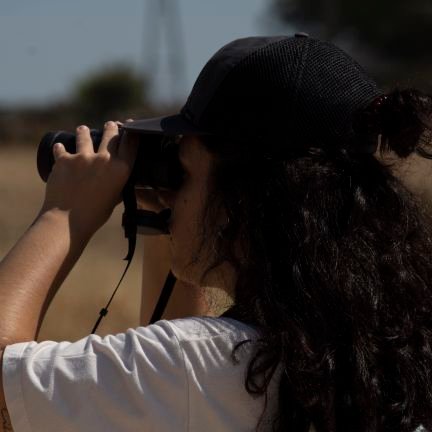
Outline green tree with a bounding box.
[72,63,149,126]
[271,0,432,90]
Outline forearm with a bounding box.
[0,211,78,429]
[0,210,89,343]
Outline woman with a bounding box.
[0,34,431,431]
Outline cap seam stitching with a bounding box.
[291,38,310,112]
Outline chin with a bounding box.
[170,260,201,287]
[169,256,189,281]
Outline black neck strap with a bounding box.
[90,182,176,334]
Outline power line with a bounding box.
[142,0,187,103]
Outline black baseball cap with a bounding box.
[124,34,382,154]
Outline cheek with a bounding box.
[171,178,203,231]
[168,185,208,273]
[172,194,190,228]
[170,191,196,248]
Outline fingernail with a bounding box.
[105,121,115,128]
[77,125,88,131]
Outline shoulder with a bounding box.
[162,316,260,343]
[158,316,260,371]
[3,317,257,364]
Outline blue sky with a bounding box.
[0,0,291,107]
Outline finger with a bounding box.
[125,118,134,123]
[99,121,119,153]
[53,142,66,161]
[76,125,93,154]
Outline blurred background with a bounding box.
[1,0,432,341]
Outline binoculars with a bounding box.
[37,127,183,235]
[37,127,184,191]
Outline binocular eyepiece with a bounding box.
[37,128,184,191]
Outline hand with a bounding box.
[39,121,138,239]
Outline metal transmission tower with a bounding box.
[143,0,187,104]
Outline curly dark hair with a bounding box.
[193,88,432,431]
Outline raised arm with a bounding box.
[0,122,137,431]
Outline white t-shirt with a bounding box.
[2,317,280,432]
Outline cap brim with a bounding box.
[122,114,209,136]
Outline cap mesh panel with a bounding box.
[182,37,381,154]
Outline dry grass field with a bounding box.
[1,143,432,342]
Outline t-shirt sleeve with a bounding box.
[2,321,188,432]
